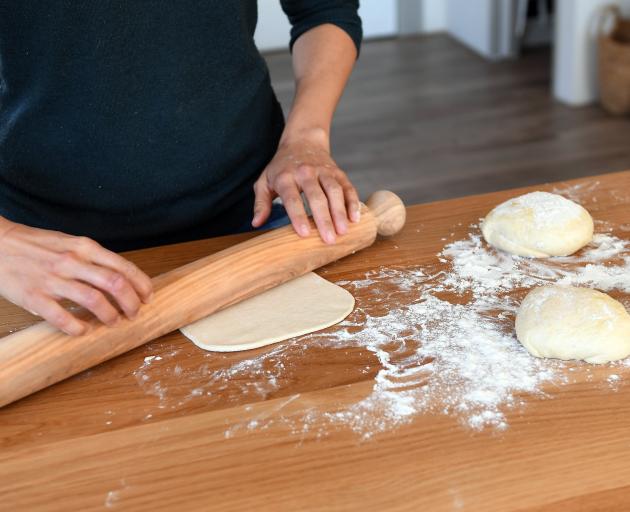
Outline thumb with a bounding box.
[252,177,274,228]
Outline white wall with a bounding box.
[399,0,448,34]
[254,1,291,51]
[446,0,548,61]
[255,0,398,52]
[420,0,448,32]
[553,0,630,105]
[361,0,399,37]
[446,0,496,58]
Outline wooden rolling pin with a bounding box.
[0,191,405,408]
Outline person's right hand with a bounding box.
[0,218,153,336]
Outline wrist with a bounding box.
[279,125,330,150]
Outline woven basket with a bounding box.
[599,5,630,114]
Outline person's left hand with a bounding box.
[252,132,361,244]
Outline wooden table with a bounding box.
[1,171,630,511]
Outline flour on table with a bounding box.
[133,184,630,438]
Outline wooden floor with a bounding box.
[264,34,630,205]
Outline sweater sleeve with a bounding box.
[280,0,362,55]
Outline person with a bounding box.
[0,1,362,335]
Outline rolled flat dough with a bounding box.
[180,272,355,352]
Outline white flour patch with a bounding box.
[104,479,128,509]
[133,186,630,439]
[104,490,120,509]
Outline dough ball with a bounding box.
[516,286,630,364]
[481,191,594,257]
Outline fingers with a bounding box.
[269,165,361,243]
[24,293,88,336]
[48,278,120,326]
[320,174,349,235]
[0,226,155,336]
[52,254,142,319]
[73,238,153,304]
[259,147,361,243]
[297,166,336,244]
[276,175,311,237]
[252,178,274,228]
[336,171,361,223]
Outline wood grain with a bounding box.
[0,192,406,408]
[0,171,629,511]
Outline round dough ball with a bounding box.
[481,191,594,257]
[516,286,630,364]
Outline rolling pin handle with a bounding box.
[365,190,406,237]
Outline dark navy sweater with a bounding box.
[0,1,361,250]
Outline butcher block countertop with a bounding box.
[1,171,630,511]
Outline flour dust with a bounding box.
[133,184,630,439]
